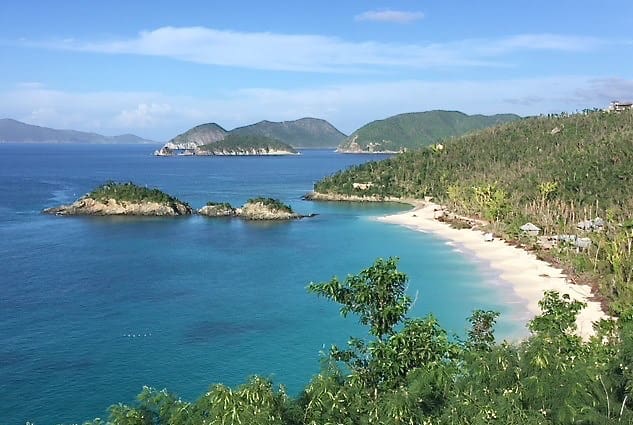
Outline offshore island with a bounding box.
[43,181,309,220]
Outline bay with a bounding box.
[0,144,527,424]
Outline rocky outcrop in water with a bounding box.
[43,182,193,216]
[43,197,193,216]
[198,198,312,220]
[198,203,236,217]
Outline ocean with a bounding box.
[0,144,527,424]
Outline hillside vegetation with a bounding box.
[88,181,187,206]
[163,118,345,151]
[317,110,633,313]
[337,110,520,152]
[168,123,228,147]
[196,134,297,154]
[79,259,633,424]
[231,117,346,148]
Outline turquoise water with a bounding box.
[0,144,527,424]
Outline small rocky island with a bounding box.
[199,198,308,220]
[43,182,193,216]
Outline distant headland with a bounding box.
[0,118,155,144]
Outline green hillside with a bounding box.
[197,134,297,154]
[317,109,633,313]
[337,110,520,152]
[230,117,347,148]
[167,122,228,147]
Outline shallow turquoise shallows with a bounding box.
[0,144,528,424]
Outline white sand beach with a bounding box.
[377,202,609,340]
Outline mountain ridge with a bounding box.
[161,117,346,152]
[0,118,156,144]
[337,110,521,153]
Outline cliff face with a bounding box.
[43,197,193,216]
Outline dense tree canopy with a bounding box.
[77,259,633,424]
[315,110,633,315]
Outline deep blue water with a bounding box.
[0,144,528,424]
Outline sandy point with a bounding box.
[376,202,610,340]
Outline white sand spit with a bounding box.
[377,202,609,340]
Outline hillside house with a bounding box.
[607,101,633,112]
[352,182,374,190]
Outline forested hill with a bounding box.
[316,110,633,313]
[230,117,346,148]
[318,110,632,209]
[163,117,346,151]
[336,110,520,152]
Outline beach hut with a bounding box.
[520,222,541,236]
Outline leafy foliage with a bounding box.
[246,197,294,213]
[230,117,346,148]
[79,259,633,424]
[198,134,297,153]
[88,181,188,206]
[315,109,633,313]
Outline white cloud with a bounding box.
[2,78,630,141]
[21,27,604,73]
[355,10,425,24]
[114,103,172,128]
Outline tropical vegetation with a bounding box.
[87,181,188,207]
[78,258,633,424]
[197,134,297,154]
[316,109,633,314]
[231,117,346,148]
[246,197,294,213]
[337,110,520,152]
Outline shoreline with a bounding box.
[376,202,609,340]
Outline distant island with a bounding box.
[43,182,193,216]
[156,134,298,156]
[0,118,155,144]
[336,110,520,153]
[230,118,346,148]
[155,117,346,156]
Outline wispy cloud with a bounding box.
[3,77,630,140]
[354,10,424,24]
[20,27,604,73]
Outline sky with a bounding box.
[1,0,632,141]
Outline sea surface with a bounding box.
[0,144,528,424]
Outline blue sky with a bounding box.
[1,0,632,140]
